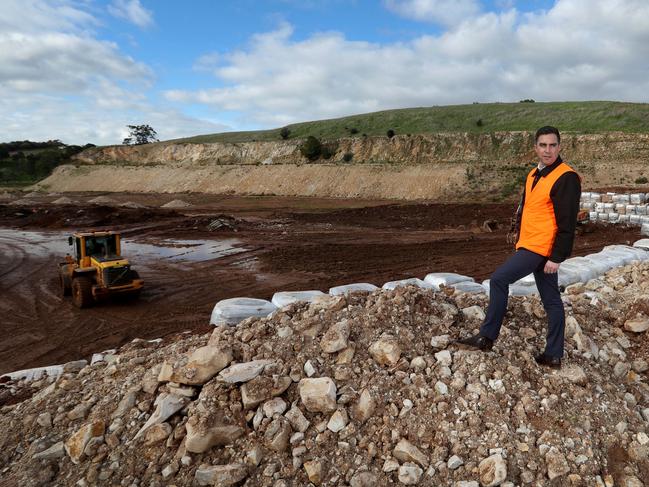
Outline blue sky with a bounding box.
[1,0,648,145]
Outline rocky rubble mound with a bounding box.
[3,263,649,486]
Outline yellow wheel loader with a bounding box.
[58,231,143,308]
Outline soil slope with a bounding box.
[34,132,649,200]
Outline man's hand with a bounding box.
[544,260,560,273]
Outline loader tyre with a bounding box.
[72,277,94,308]
[59,268,72,296]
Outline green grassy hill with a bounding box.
[167,101,649,144]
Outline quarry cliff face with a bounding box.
[38,132,649,200]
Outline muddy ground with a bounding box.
[0,192,641,375]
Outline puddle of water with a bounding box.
[0,228,246,263]
[125,238,245,262]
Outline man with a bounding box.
[457,126,581,369]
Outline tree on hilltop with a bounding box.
[122,124,159,145]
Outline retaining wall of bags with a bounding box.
[581,191,649,228]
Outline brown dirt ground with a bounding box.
[0,192,642,375]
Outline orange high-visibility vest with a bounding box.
[516,162,576,258]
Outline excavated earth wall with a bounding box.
[35,132,649,200]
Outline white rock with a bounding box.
[263,397,288,418]
[304,360,317,377]
[218,360,274,383]
[194,463,248,486]
[185,420,244,454]
[393,438,428,467]
[624,316,649,333]
[33,441,65,460]
[462,305,485,321]
[398,463,423,485]
[321,320,351,353]
[430,334,451,350]
[299,377,337,413]
[134,393,189,440]
[285,405,310,433]
[351,389,376,424]
[327,409,349,433]
[447,455,464,469]
[545,448,570,480]
[369,334,401,366]
[410,356,427,371]
[558,365,588,385]
[479,454,507,487]
[383,458,400,472]
[435,350,452,367]
[435,381,448,395]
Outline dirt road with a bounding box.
[0,192,641,375]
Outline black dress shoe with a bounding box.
[456,333,494,351]
[534,353,561,369]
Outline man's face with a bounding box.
[534,133,561,166]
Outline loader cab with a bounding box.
[68,232,122,265]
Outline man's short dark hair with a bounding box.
[535,126,560,144]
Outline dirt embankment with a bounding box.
[35,132,649,200]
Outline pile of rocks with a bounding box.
[2,261,649,486]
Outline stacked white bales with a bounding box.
[581,192,649,232]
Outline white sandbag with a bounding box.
[271,290,328,308]
[630,215,642,224]
[598,212,609,221]
[602,245,645,265]
[637,205,648,215]
[589,192,601,202]
[626,204,637,214]
[382,278,435,291]
[559,258,599,283]
[589,211,598,221]
[595,202,605,212]
[615,204,626,214]
[451,281,486,294]
[210,298,277,326]
[608,213,619,222]
[584,252,620,274]
[642,215,649,224]
[580,191,591,200]
[510,280,539,296]
[603,203,615,211]
[612,194,630,204]
[424,272,474,290]
[329,283,378,296]
[630,193,646,204]
[633,239,649,251]
[4,365,64,382]
[618,214,630,223]
[557,266,584,287]
[603,244,649,262]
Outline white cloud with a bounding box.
[107,0,154,29]
[383,0,481,26]
[166,0,649,128]
[0,0,222,144]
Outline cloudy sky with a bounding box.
[1,0,648,145]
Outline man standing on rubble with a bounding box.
[457,126,581,368]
